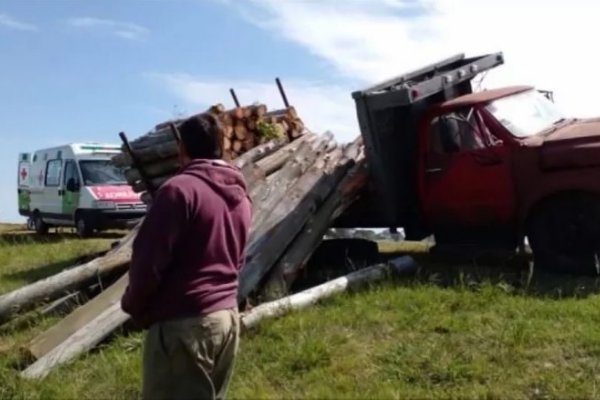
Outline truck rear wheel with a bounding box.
[75,214,93,238]
[527,193,600,276]
[33,213,49,235]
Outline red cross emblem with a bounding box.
[20,168,28,181]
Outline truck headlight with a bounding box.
[94,200,116,209]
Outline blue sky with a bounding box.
[1,0,599,222]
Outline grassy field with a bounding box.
[1,224,600,399]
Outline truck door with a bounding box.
[62,159,81,219]
[422,106,517,245]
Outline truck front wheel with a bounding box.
[527,193,600,276]
[75,214,94,238]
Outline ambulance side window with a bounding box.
[45,160,62,187]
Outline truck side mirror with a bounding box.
[66,178,80,192]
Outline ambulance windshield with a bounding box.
[79,160,127,186]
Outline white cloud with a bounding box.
[67,17,148,41]
[154,0,600,143]
[0,13,38,31]
[225,0,600,119]
[148,73,359,143]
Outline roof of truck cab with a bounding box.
[439,85,533,109]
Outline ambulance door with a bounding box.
[43,157,65,219]
[62,159,81,219]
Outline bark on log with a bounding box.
[25,275,128,361]
[241,256,418,329]
[125,157,180,183]
[113,140,179,167]
[234,124,247,140]
[20,301,129,379]
[125,129,176,152]
[238,149,352,302]
[0,226,138,325]
[210,103,226,114]
[231,108,245,120]
[251,145,343,242]
[233,137,289,170]
[223,125,234,139]
[255,134,315,175]
[260,159,369,299]
[250,133,334,234]
[249,137,325,232]
[232,140,243,153]
[242,137,255,151]
[223,137,232,151]
[249,104,267,118]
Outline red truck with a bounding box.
[336,52,600,275]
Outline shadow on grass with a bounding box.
[389,249,600,301]
[304,238,600,301]
[0,231,124,246]
[0,250,109,287]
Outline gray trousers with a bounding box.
[141,308,240,400]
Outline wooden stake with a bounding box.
[242,257,418,329]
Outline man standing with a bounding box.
[121,114,252,400]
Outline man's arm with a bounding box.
[121,182,188,319]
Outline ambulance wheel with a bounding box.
[75,215,93,238]
[33,213,49,235]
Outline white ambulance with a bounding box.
[18,143,146,236]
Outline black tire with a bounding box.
[75,215,94,238]
[527,193,600,276]
[33,213,49,235]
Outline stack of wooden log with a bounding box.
[112,103,306,194]
[0,124,369,378]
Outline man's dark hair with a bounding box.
[178,113,223,160]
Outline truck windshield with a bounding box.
[485,89,565,137]
[79,160,127,186]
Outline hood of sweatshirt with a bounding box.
[180,159,250,207]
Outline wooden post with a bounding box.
[241,256,418,329]
[230,88,241,108]
[275,77,290,108]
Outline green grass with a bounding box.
[2,226,600,399]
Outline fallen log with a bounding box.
[241,256,418,329]
[0,226,138,325]
[20,301,129,379]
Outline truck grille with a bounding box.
[115,202,147,211]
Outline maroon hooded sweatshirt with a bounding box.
[121,159,252,328]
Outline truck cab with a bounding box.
[18,143,146,237]
[342,52,600,275]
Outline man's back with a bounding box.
[121,114,252,400]
[122,159,252,327]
